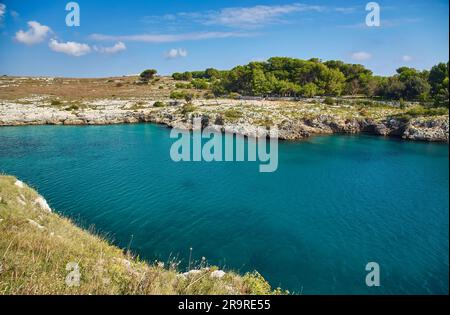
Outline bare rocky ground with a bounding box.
[0,76,448,142]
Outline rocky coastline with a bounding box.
[0,97,448,142]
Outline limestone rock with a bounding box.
[210,270,226,279]
[14,180,24,188]
[34,196,52,212]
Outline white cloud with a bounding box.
[15,21,51,45]
[334,7,356,14]
[49,39,91,56]
[142,3,325,28]
[162,14,176,21]
[89,31,251,43]
[402,55,413,62]
[164,48,188,59]
[0,3,6,22]
[94,42,126,54]
[351,51,372,61]
[203,3,324,28]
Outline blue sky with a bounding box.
[0,0,448,77]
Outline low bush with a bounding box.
[223,108,243,121]
[50,99,63,106]
[153,101,166,108]
[191,79,209,90]
[324,97,334,105]
[180,103,197,115]
[170,91,188,100]
[393,106,449,122]
[228,92,241,100]
[175,82,192,89]
[65,104,79,111]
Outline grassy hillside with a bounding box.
[0,175,281,295]
[0,76,205,101]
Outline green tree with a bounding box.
[302,82,318,97]
[396,67,431,100]
[205,68,221,80]
[172,71,192,81]
[429,62,449,107]
[323,68,346,96]
[170,58,447,103]
[191,79,209,90]
[251,68,272,96]
[140,69,157,82]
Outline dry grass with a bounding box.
[0,76,212,102]
[0,175,283,295]
[0,76,175,101]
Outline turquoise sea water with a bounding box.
[0,124,448,294]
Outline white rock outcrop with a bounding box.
[182,269,202,278]
[210,270,226,279]
[34,196,52,212]
[14,180,24,188]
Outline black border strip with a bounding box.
[0,295,448,313]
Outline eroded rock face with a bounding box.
[278,120,310,140]
[403,118,449,142]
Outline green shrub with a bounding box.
[191,79,209,90]
[228,92,241,100]
[65,105,79,111]
[50,99,63,106]
[393,106,449,122]
[223,108,243,121]
[171,90,195,102]
[254,118,274,128]
[406,106,448,117]
[170,91,188,100]
[203,92,214,99]
[242,272,272,295]
[175,82,192,89]
[324,97,334,105]
[153,101,166,108]
[180,103,197,115]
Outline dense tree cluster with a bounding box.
[429,63,449,107]
[170,58,449,107]
[172,68,223,81]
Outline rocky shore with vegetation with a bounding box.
[0,175,282,295]
[0,92,448,142]
[0,72,448,142]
